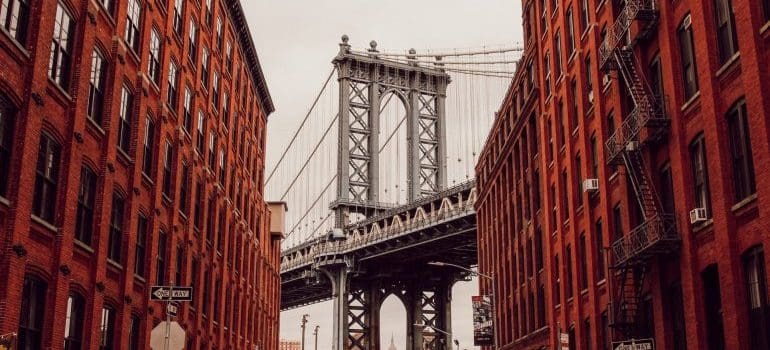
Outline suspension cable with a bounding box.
[285,175,338,238]
[278,113,339,201]
[265,67,336,186]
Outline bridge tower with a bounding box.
[322,36,457,350]
[330,35,451,227]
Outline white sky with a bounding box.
[241,0,522,348]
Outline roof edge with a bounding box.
[227,0,275,116]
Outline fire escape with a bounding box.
[599,0,679,338]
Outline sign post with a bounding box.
[150,285,192,350]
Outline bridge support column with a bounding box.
[330,267,349,350]
[407,275,455,350]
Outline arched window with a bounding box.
[75,165,97,245]
[744,245,770,349]
[726,99,756,201]
[99,304,116,350]
[87,48,108,125]
[64,292,85,350]
[18,274,47,350]
[33,132,61,223]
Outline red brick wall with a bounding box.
[0,0,280,349]
[476,0,770,349]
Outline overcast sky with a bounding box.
[241,0,522,348]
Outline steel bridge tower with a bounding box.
[321,36,460,350]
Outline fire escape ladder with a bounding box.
[622,150,661,220]
[613,265,648,335]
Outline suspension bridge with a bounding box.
[267,36,522,350]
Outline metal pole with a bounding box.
[314,325,320,350]
[491,272,498,350]
[165,284,172,350]
[301,314,309,350]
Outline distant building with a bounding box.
[280,339,301,350]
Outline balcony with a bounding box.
[611,214,678,267]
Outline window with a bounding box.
[579,233,588,290]
[566,7,575,55]
[201,47,210,88]
[612,203,623,242]
[87,49,107,125]
[108,192,124,263]
[142,116,155,177]
[124,0,141,52]
[765,0,770,22]
[212,71,219,106]
[727,100,755,201]
[218,150,225,184]
[544,53,551,96]
[33,133,61,222]
[580,0,589,33]
[554,32,562,77]
[226,41,233,72]
[714,0,738,64]
[535,227,543,270]
[665,282,688,350]
[554,254,561,305]
[18,275,47,350]
[584,318,591,350]
[205,0,213,25]
[148,28,161,85]
[162,141,173,196]
[134,215,148,277]
[194,180,203,229]
[202,268,211,316]
[222,92,230,127]
[678,15,699,100]
[558,101,565,147]
[196,111,206,155]
[167,61,179,109]
[216,17,223,49]
[584,55,593,105]
[702,265,725,350]
[208,131,216,169]
[214,278,221,322]
[649,55,664,100]
[188,18,198,64]
[64,293,85,350]
[117,86,133,153]
[690,133,712,217]
[568,326,576,350]
[566,245,573,298]
[575,153,583,206]
[639,294,655,338]
[595,219,605,280]
[190,258,199,307]
[128,315,141,350]
[561,169,569,222]
[659,163,675,214]
[175,244,184,285]
[0,101,13,197]
[156,231,167,284]
[600,311,609,350]
[570,78,579,130]
[744,246,770,349]
[75,166,97,246]
[99,305,115,350]
[49,3,75,90]
[0,0,31,43]
[178,163,190,216]
[173,0,183,35]
[183,87,193,132]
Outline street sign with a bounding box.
[0,333,16,350]
[559,332,569,350]
[613,338,654,350]
[150,286,193,301]
[150,321,185,350]
[166,302,179,317]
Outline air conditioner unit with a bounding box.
[583,179,599,192]
[682,14,692,29]
[626,141,640,151]
[689,208,707,224]
[588,90,595,103]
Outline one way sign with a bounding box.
[150,286,193,301]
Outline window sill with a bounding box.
[692,218,714,234]
[680,91,701,113]
[162,193,173,206]
[731,193,757,214]
[0,27,31,63]
[134,274,146,284]
[760,21,770,36]
[596,278,606,287]
[117,148,134,166]
[85,117,106,139]
[107,259,123,270]
[47,78,73,104]
[31,215,58,233]
[74,239,94,254]
[715,52,741,78]
[0,195,9,207]
[141,172,155,187]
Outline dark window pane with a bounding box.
[18,275,47,350]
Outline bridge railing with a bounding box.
[281,187,477,273]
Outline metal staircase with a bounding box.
[600,0,679,338]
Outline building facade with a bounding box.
[476,0,770,349]
[0,0,280,349]
[279,339,301,350]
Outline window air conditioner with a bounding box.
[583,179,600,192]
[689,208,707,224]
[626,141,640,152]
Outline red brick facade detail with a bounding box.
[476,0,770,349]
[0,0,280,349]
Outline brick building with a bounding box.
[0,0,281,349]
[279,339,301,350]
[476,0,770,349]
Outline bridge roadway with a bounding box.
[279,181,478,349]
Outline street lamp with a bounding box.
[313,325,320,350]
[427,261,498,350]
[413,323,460,350]
[301,314,310,350]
